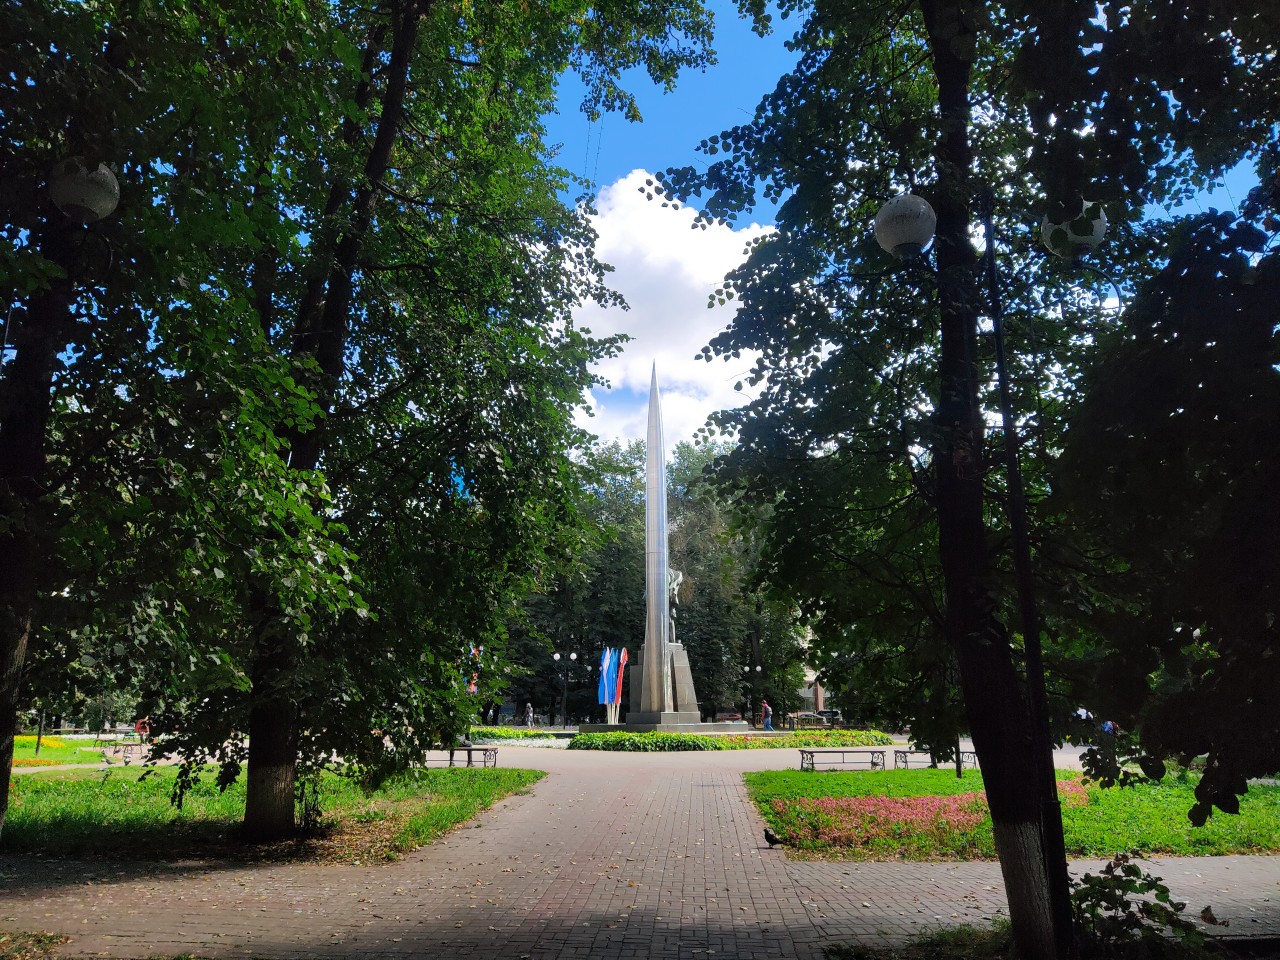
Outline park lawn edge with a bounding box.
[5,765,546,865]
[745,768,1280,862]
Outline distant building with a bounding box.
[798,666,824,713]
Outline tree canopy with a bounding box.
[656,1,1277,955]
[1,0,718,839]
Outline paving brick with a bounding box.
[3,747,1279,958]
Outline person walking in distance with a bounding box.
[525,702,534,728]
[761,699,773,731]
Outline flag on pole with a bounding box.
[598,648,613,705]
[614,648,628,705]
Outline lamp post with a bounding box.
[553,651,577,729]
[1,158,122,832]
[875,190,1106,946]
[742,663,761,726]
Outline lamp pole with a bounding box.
[553,651,577,729]
[977,191,1073,925]
[743,663,761,725]
[1,160,120,835]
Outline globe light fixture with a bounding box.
[49,157,120,223]
[1041,200,1107,261]
[874,194,937,260]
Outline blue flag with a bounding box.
[598,647,613,705]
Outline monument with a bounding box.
[580,365,751,734]
[625,365,702,726]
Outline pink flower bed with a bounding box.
[769,779,1092,858]
[774,792,989,850]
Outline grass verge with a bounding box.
[0,932,70,960]
[746,769,1280,860]
[825,923,1250,960]
[11,736,106,767]
[5,765,544,863]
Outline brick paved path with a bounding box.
[3,747,1278,959]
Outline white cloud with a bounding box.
[572,169,772,451]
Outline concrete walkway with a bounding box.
[2,747,1278,959]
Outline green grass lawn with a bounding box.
[747,769,1280,860]
[11,735,109,766]
[5,765,544,862]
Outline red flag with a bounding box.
[614,648,628,704]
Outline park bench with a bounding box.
[422,746,499,768]
[798,748,886,771]
[893,749,979,770]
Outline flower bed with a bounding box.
[772,792,993,858]
[749,769,1280,861]
[567,729,894,752]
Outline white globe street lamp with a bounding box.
[1041,200,1108,261]
[873,193,937,260]
[49,157,119,223]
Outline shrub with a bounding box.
[470,727,556,742]
[1072,853,1202,951]
[567,728,894,752]
[722,730,894,749]
[568,732,720,751]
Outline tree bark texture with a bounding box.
[917,2,1073,958]
[241,0,424,841]
[242,627,300,842]
[0,221,73,840]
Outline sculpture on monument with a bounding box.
[627,365,701,725]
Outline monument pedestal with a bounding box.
[623,710,702,726]
[620,644,701,731]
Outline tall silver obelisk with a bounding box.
[641,365,673,714]
[626,364,701,727]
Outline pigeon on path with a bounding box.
[764,828,783,848]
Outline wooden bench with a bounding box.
[799,748,886,771]
[893,749,979,770]
[423,746,498,768]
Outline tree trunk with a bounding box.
[240,0,424,842]
[0,220,73,840]
[918,2,1073,957]
[243,629,299,841]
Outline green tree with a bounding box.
[669,440,806,718]
[1,0,358,839]
[657,2,1276,955]
[1054,177,1280,822]
[224,0,718,841]
[505,440,646,721]
[1,0,718,842]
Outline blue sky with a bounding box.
[546,4,1262,451]
[547,1,798,451]
[544,2,798,204]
